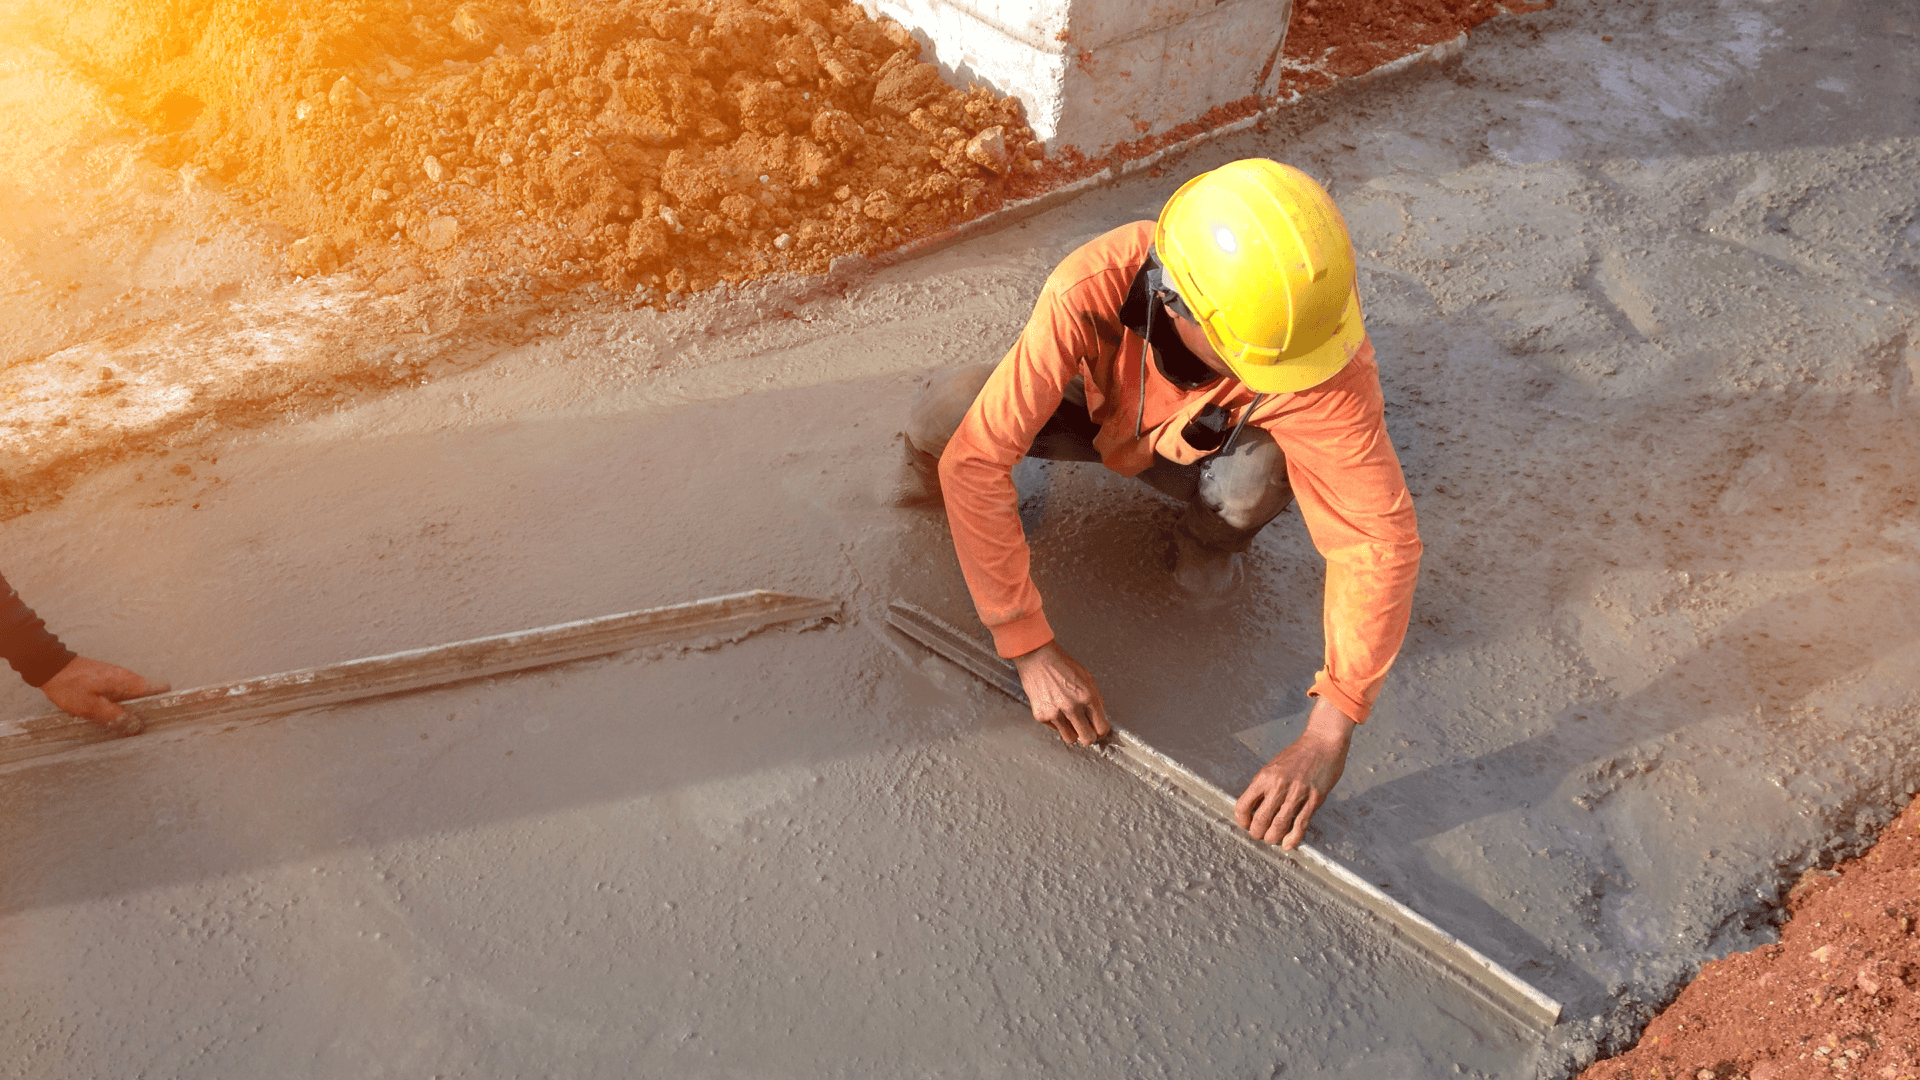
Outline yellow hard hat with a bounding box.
[1155,159,1366,394]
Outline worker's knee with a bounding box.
[905,362,997,458]
[1198,428,1292,532]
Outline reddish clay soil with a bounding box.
[1580,796,1920,1080]
[8,0,1544,302]
[0,0,1565,517]
[1274,0,1541,95]
[10,0,1052,297]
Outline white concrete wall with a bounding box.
[857,0,1292,156]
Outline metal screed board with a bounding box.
[886,599,1562,1035]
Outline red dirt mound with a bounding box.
[3,0,1548,300]
[1278,0,1537,95]
[8,0,1048,296]
[1579,796,1920,1080]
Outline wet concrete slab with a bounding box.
[986,0,1920,1068]
[0,371,1544,1078]
[1,0,1916,1075]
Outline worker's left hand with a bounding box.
[39,656,170,733]
[1235,697,1355,850]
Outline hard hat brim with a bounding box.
[1220,285,1366,395]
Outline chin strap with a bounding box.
[1219,393,1263,457]
[1136,292,1154,440]
[1139,291,1264,455]
[1139,255,1261,453]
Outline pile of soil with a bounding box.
[6,0,1050,296]
[1579,796,1920,1080]
[1,0,1545,302]
[1276,0,1542,94]
[0,0,1563,519]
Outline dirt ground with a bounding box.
[4,0,1050,293]
[1276,0,1528,92]
[1,0,1917,1076]
[1578,796,1920,1080]
[0,0,1531,523]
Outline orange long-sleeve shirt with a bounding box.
[938,221,1422,724]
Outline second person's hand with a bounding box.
[1010,640,1111,746]
[40,655,170,734]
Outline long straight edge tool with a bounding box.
[886,599,1563,1036]
[0,590,840,768]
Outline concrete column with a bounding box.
[857,0,1293,157]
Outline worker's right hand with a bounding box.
[1010,640,1110,746]
[39,656,170,733]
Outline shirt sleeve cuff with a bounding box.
[1308,673,1371,725]
[989,610,1056,659]
[17,645,76,689]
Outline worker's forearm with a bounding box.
[940,449,1053,656]
[1310,543,1420,722]
[1303,696,1357,745]
[0,573,77,688]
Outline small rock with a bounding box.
[498,152,513,166]
[423,155,446,183]
[327,76,362,111]
[422,216,461,251]
[658,206,681,232]
[285,235,339,277]
[450,3,490,43]
[820,56,858,88]
[1856,967,1882,995]
[862,190,901,222]
[369,188,392,203]
[965,125,1010,175]
[98,366,115,380]
[294,98,317,122]
[773,233,792,250]
[871,54,946,115]
[374,265,427,294]
[812,110,862,150]
[1812,945,1837,963]
[179,163,211,196]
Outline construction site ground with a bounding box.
[2,0,1918,1076]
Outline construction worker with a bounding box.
[1,572,168,729]
[904,158,1421,850]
